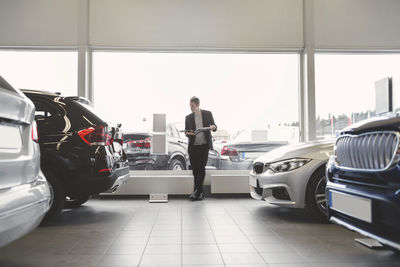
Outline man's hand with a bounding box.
[186,130,195,136]
[210,125,217,131]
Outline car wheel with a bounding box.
[41,168,65,223]
[306,166,329,222]
[169,159,185,170]
[65,194,91,208]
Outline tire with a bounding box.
[169,158,185,170]
[65,194,91,209]
[306,166,329,222]
[41,168,65,223]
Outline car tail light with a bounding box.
[78,125,112,146]
[98,168,111,173]
[31,120,39,143]
[132,137,151,148]
[221,146,238,157]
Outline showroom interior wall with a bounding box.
[1,0,400,193]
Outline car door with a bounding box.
[168,124,187,154]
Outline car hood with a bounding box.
[254,140,335,163]
[341,113,400,134]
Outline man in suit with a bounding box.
[185,96,217,201]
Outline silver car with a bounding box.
[249,140,334,221]
[0,76,51,248]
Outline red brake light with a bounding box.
[31,120,39,143]
[144,137,151,148]
[132,137,151,148]
[98,168,111,173]
[78,125,112,146]
[221,146,238,157]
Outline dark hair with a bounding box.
[190,96,200,106]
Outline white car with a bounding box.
[0,76,51,248]
[249,140,334,221]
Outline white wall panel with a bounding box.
[89,0,303,49]
[0,0,80,46]
[314,0,400,49]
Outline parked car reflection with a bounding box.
[214,139,288,170]
[124,123,219,170]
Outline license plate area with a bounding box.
[329,190,372,223]
[0,123,22,152]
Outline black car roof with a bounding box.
[21,89,91,105]
[21,89,61,97]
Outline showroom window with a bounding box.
[315,53,400,140]
[93,52,300,171]
[0,50,78,96]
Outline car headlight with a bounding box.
[267,158,311,173]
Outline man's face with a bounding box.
[190,101,199,113]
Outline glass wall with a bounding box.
[0,50,78,96]
[315,53,400,140]
[93,52,300,171]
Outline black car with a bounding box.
[22,89,129,221]
[326,114,400,251]
[124,123,220,170]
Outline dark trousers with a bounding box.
[189,144,209,193]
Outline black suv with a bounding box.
[22,90,129,221]
[124,123,220,170]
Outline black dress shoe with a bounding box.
[191,192,204,201]
[189,190,198,199]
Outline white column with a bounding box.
[300,0,316,141]
[77,0,92,102]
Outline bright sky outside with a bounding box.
[93,52,299,137]
[0,51,77,97]
[315,54,400,119]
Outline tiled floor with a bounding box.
[1,196,400,267]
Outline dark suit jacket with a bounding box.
[185,109,217,151]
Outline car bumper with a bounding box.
[0,171,51,248]
[94,164,130,194]
[127,154,170,170]
[219,158,253,170]
[106,168,130,193]
[249,160,321,208]
[326,180,400,251]
[127,156,156,170]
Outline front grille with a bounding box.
[332,174,388,188]
[336,131,400,171]
[253,162,264,174]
